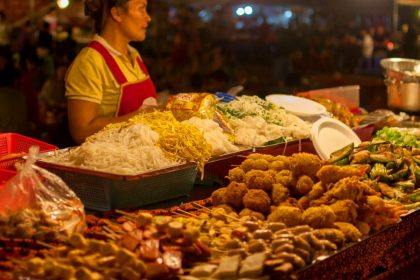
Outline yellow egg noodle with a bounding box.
[46,111,212,177]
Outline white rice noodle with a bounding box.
[45,124,181,175]
[183,117,239,156]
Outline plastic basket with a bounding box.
[0,133,57,169]
[0,168,16,187]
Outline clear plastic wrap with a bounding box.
[0,146,86,242]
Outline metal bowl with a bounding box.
[380,58,420,83]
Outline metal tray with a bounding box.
[36,149,198,211]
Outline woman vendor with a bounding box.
[65,0,156,144]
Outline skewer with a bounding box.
[103,226,120,239]
[174,209,200,218]
[102,219,125,234]
[192,202,242,222]
[35,240,61,250]
[115,209,136,217]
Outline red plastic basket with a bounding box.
[0,133,58,169]
[0,168,16,186]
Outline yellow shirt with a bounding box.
[65,34,150,117]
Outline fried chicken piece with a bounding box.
[239,208,265,221]
[242,189,271,214]
[240,158,270,172]
[245,170,274,192]
[271,183,290,206]
[298,182,325,209]
[333,222,362,242]
[354,220,370,236]
[289,153,322,179]
[302,205,336,228]
[225,181,249,209]
[227,167,246,183]
[274,170,296,188]
[325,176,366,202]
[296,175,314,196]
[211,187,227,206]
[377,182,396,198]
[329,200,358,223]
[267,206,302,227]
[364,195,385,212]
[312,228,346,247]
[316,165,370,184]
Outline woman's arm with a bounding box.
[67,99,139,144]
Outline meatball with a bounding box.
[239,208,266,221]
[267,206,302,227]
[245,170,274,191]
[271,183,289,206]
[289,153,322,179]
[296,175,314,196]
[211,187,227,206]
[268,160,288,172]
[225,181,248,209]
[227,167,246,183]
[302,205,336,229]
[242,189,271,214]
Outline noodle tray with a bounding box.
[36,149,198,211]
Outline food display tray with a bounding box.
[36,150,198,211]
[0,133,57,169]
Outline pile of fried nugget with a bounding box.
[211,152,408,244]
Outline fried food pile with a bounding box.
[211,152,408,245]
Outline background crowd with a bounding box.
[0,2,419,147]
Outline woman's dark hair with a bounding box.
[84,0,130,33]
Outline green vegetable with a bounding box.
[407,191,420,203]
[263,137,286,146]
[370,163,389,181]
[374,127,420,148]
[404,201,420,211]
[329,143,354,163]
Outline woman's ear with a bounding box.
[110,6,123,23]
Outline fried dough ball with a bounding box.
[296,175,314,196]
[271,183,290,206]
[268,160,289,172]
[274,170,296,188]
[227,167,246,183]
[239,208,266,221]
[267,206,302,227]
[225,181,248,209]
[333,222,362,242]
[240,158,270,172]
[289,153,322,179]
[211,187,227,206]
[242,189,271,214]
[247,153,275,162]
[302,205,336,228]
[245,170,274,192]
[329,200,358,223]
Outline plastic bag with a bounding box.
[165,93,216,121]
[0,146,86,242]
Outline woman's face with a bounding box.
[119,0,151,42]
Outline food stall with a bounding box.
[0,70,419,279]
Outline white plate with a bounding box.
[310,117,361,160]
[266,94,327,117]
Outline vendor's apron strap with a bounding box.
[136,57,150,75]
[88,41,127,85]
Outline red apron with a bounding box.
[88,41,157,116]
